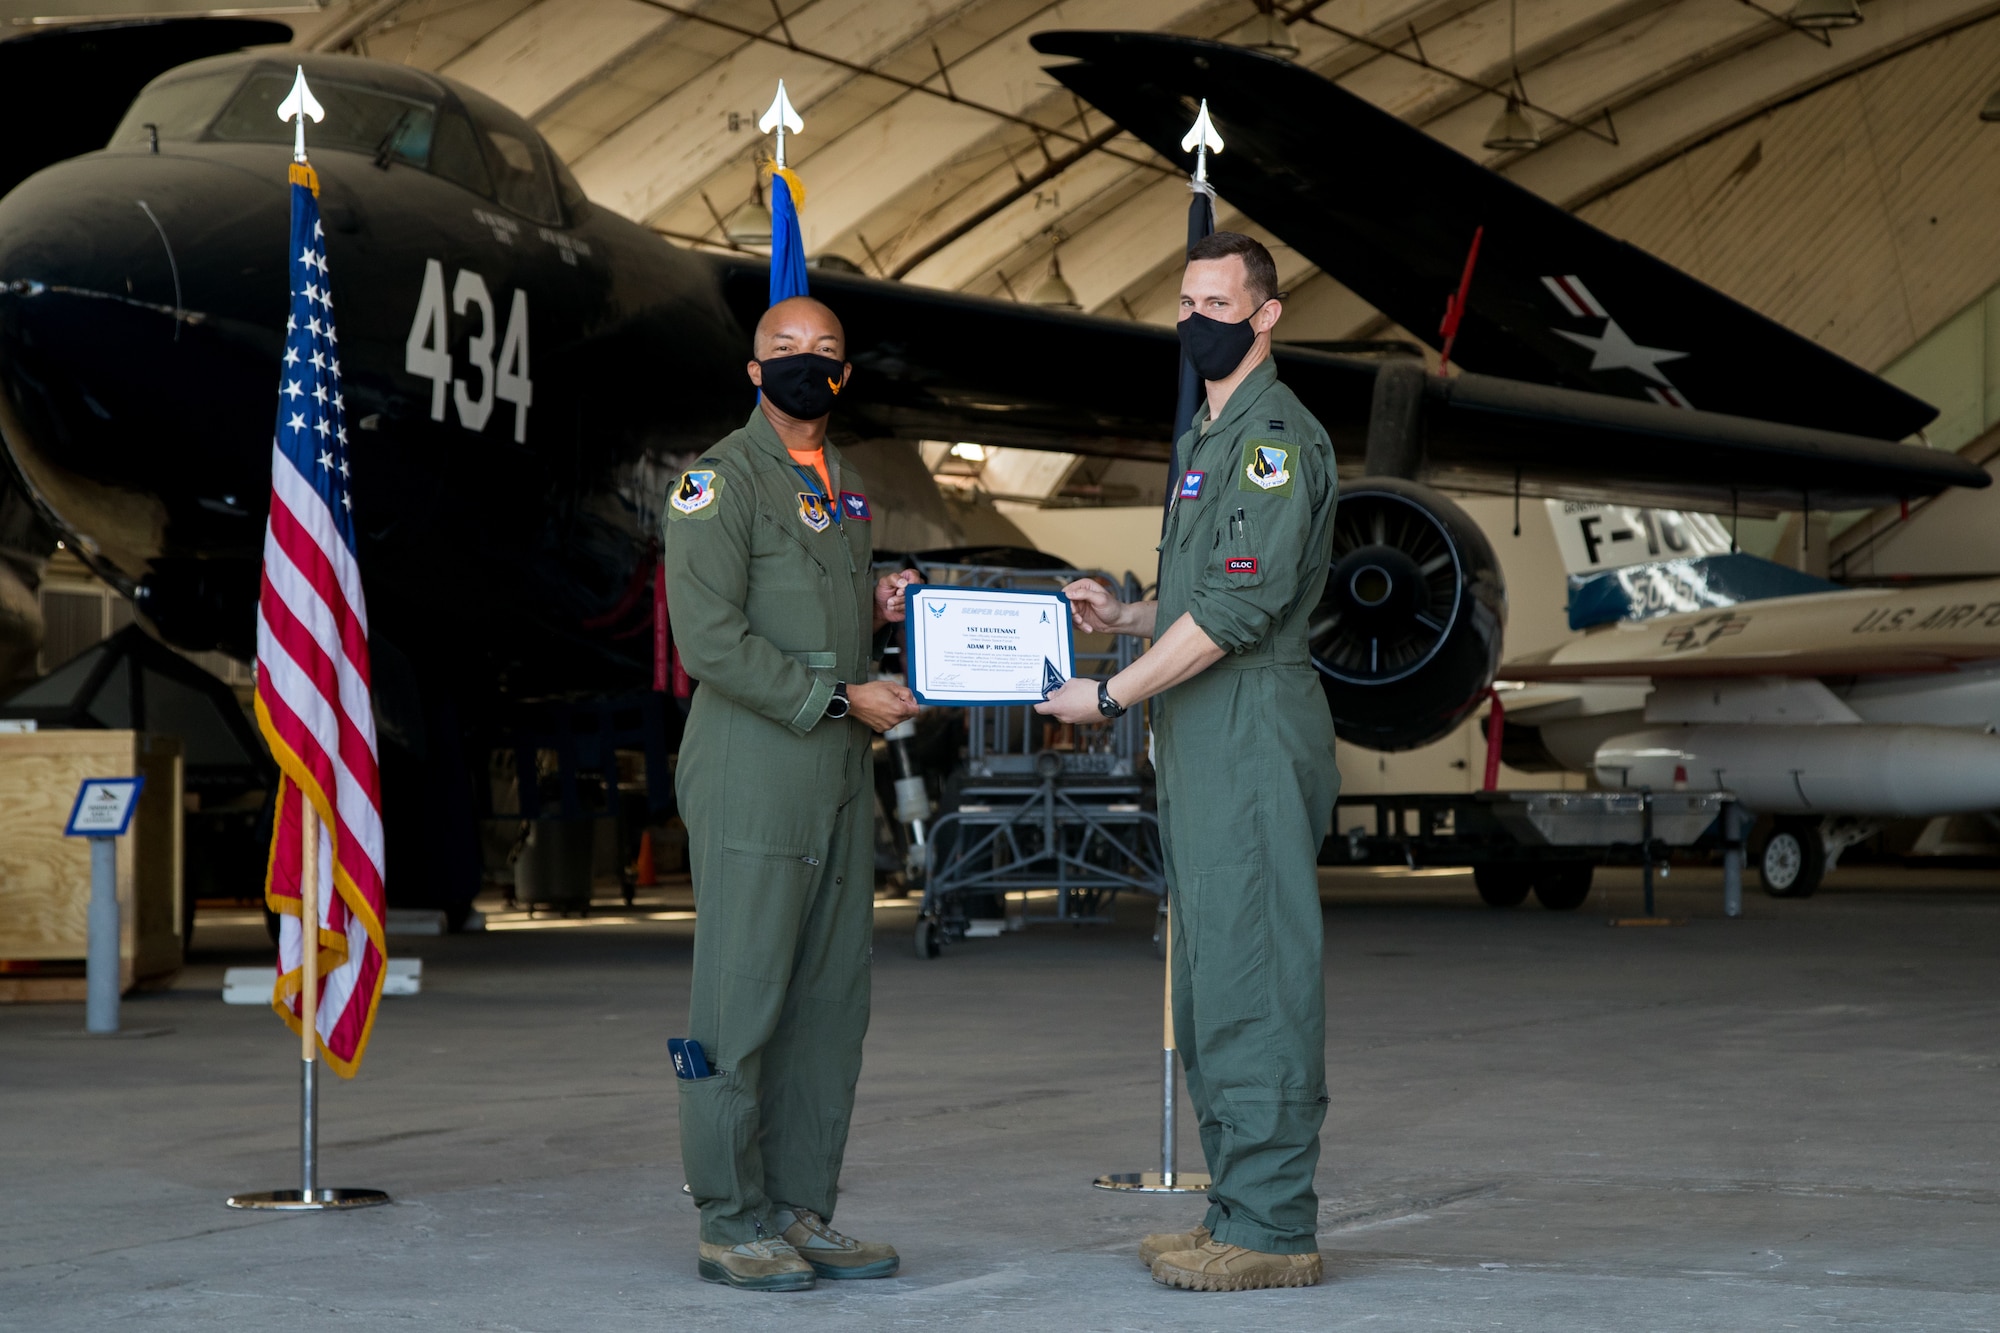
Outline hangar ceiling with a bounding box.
[298,0,2000,348]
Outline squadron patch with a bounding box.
[798,492,832,533]
[1239,440,1295,497]
[669,469,721,519]
[1178,471,1205,501]
[838,490,872,521]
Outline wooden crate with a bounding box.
[0,730,184,1000]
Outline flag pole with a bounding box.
[1093,100,1222,1199]
[300,809,319,1200]
[226,68,389,1212]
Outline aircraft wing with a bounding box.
[710,259,1987,512]
[0,18,292,201]
[1033,31,1938,444]
[1503,578,2000,680]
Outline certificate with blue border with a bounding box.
[904,585,1074,706]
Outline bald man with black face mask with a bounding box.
[662,295,919,1293]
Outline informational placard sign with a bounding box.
[64,776,145,837]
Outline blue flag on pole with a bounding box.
[769,167,809,306]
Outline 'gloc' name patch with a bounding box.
[1225,556,1259,575]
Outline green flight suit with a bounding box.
[661,408,878,1246]
[1153,356,1340,1255]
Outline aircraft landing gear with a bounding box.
[1759,816,1826,898]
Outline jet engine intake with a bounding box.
[1311,478,1505,751]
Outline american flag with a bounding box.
[255,159,387,1078]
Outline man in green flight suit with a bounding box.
[1037,232,1340,1292]
[662,295,920,1293]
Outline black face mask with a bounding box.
[1178,308,1262,381]
[758,352,847,420]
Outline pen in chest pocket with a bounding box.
[1229,507,1246,540]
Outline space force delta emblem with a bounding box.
[839,491,872,520]
[669,469,721,518]
[798,492,832,532]
[1240,440,1294,496]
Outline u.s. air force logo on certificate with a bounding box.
[1240,440,1294,496]
[669,469,721,518]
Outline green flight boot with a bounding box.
[696,1238,816,1292]
[777,1207,900,1279]
[1138,1223,1211,1267]
[1151,1241,1323,1292]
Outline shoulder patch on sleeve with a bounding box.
[1239,439,1296,497]
[668,468,724,520]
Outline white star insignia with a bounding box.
[287,412,307,433]
[318,449,334,470]
[284,379,304,400]
[312,384,328,405]
[283,346,299,366]
[1554,318,1689,386]
[323,292,333,311]
[307,317,323,337]
[338,457,349,475]
[299,246,316,269]
[340,492,352,511]
[329,358,340,377]
[333,392,344,411]
[305,282,322,305]
[314,417,331,438]
[313,220,323,239]
[286,315,296,333]
[310,350,326,371]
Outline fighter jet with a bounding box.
[0,22,1980,919]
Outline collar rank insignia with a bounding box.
[670,469,719,515]
[839,490,872,521]
[1178,471,1205,500]
[797,492,832,533]
[1245,444,1291,492]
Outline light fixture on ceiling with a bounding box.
[1484,0,1542,152]
[1790,0,1863,28]
[1983,88,2000,121]
[1029,252,1081,309]
[722,178,771,248]
[1484,96,1541,151]
[1234,4,1300,60]
[950,442,987,463]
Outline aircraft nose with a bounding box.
[0,152,283,589]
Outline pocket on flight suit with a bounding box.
[715,839,824,984]
[1184,861,1271,1026]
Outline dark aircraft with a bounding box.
[0,23,1981,919]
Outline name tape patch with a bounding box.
[1225,556,1259,575]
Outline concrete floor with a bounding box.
[4,866,1999,1331]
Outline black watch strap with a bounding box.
[1097,679,1127,718]
[827,681,851,720]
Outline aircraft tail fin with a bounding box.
[1546,500,1837,630]
[1036,31,1937,442]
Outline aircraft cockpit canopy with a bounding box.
[105,56,587,228]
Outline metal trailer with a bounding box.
[887,561,1168,959]
[1321,788,1753,916]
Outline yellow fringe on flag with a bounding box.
[764,163,805,209]
[289,161,320,196]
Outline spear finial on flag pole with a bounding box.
[275,65,324,165]
[759,79,804,169]
[1181,98,1223,190]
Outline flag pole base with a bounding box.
[1093,1171,1212,1193]
[225,1188,391,1211]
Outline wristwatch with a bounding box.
[1097,680,1128,719]
[826,682,851,720]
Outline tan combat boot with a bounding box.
[1138,1223,1211,1267]
[696,1238,815,1292]
[777,1206,901,1279]
[1151,1240,1324,1291]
